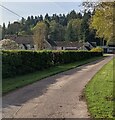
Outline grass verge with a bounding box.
[85,57,114,118]
[3,56,103,95]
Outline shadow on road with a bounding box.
[2,55,113,109]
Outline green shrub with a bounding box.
[2,50,102,78]
[90,47,103,52]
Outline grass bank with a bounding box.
[85,57,114,118]
[3,56,103,95]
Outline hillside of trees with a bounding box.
[1,10,104,45]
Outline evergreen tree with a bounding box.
[6,22,21,35]
[2,23,6,39]
[45,13,51,21]
[77,12,82,19]
[59,14,67,26]
[52,14,59,23]
[2,9,101,44]
[39,15,43,21]
[30,16,35,26]
[21,17,25,25]
[26,16,31,26]
[65,19,82,41]
[49,20,65,41]
[35,16,38,24]
[81,11,91,42]
[67,10,77,22]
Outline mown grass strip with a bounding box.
[3,56,103,95]
[85,57,114,118]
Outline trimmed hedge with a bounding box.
[2,50,103,78]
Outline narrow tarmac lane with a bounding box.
[2,55,113,118]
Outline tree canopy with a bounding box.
[1,9,103,45]
[90,2,114,44]
[49,20,65,41]
[32,21,47,50]
[65,19,82,41]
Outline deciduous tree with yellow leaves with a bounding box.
[32,22,47,50]
[90,2,114,44]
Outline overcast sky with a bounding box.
[0,2,84,26]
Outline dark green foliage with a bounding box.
[39,15,43,21]
[2,23,6,39]
[65,19,82,41]
[6,22,21,35]
[67,10,77,22]
[49,20,65,41]
[52,14,59,23]
[80,11,98,43]
[45,13,51,22]
[2,9,102,44]
[2,50,102,78]
[59,14,67,26]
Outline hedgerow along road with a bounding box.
[3,54,113,118]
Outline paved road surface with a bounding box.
[2,55,113,118]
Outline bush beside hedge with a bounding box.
[90,47,103,52]
[2,50,103,78]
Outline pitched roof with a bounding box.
[4,35,84,48]
[47,39,57,46]
[55,41,83,48]
[5,35,34,45]
[89,42,96,47]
